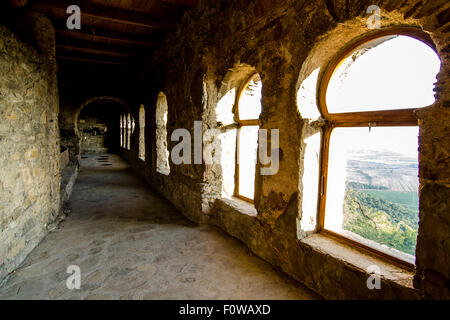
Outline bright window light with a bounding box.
[325,127,419,263]
[326,35,440,113]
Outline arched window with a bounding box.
[318,31,440,267]
[122,114,125,148]
[122,114,127,149]
[235,73,262,202]
[139,104,145,161]
[121,113,127,148]
[156,92,170,175]
[119,114,124,147]
[126,113,131,150]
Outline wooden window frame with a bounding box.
[235,72,261,204]
[317,27,437,271]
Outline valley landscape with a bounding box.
[343,149,419,256]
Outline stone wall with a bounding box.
[59,97,81,166]
[122,0,449,299]
[0,12,60,282]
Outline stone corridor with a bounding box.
[0,155,319,300]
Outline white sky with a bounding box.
[239,77,262,120]
[331,126,419,158]
[327,35,441,113]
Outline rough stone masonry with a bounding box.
[0,0,449,300]
[0,12,60,282]
[121,0,450,299]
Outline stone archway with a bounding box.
[66,96,131,162]
[75,96,131,136]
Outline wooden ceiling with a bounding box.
[20,0,198,69]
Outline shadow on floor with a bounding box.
[0,154,320,300]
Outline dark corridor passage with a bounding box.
[78,101,126,155]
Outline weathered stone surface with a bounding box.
[0,0,446,300]
[0,155,318,300]
[122,0,450,299]
[0,13,60,282]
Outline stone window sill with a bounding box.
[300,233,415,288]
[218,197,258,217]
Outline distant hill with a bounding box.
[346,149,419,192]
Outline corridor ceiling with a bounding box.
[24,0,198,69]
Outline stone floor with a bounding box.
[0,154,320,300]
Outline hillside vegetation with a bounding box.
[343,182,418,255]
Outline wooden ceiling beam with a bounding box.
[160,0,197,8]
[55,38,141,56]
[55,28,158,47]
[10,0,27,8]
[56,44,134,58]
[56,55,129,66]
[57,61,130,73]
[31,0,175,29]
[56,36,137,52]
